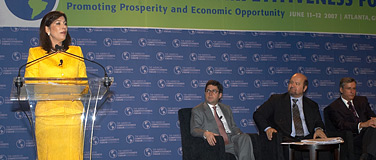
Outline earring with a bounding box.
[48,32,50,36]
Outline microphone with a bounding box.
[15,50,58,95]
[59,59,63,66]
[55,44,112,88]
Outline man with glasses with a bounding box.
[190,80,255,160]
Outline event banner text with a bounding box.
[58,0,376,34]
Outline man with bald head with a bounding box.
[254,73,327,159]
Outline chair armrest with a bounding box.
[188,136,226,160]
[250,132,284,160]
[248,133,261,160]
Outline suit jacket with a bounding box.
[190,102,242,138]
[25,46,87,116]
[326,96,376,134]
[253,92,325,139]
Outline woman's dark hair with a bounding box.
[39,11,71,52]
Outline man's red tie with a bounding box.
[213,106,229,145]
[348,101,360,123]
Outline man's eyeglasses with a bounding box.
[205,89,219,94]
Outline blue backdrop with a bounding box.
[1,27,376,159]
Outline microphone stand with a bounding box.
[55,45,112,88]
[15,50,58,95]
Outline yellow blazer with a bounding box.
[25,46,87,116]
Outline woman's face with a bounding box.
[45,16,67,47]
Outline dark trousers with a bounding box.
[354,127,376,158]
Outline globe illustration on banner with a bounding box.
[5,0,56,20]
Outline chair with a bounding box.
[257,132,285,160]
[323,107,356,160]
[178,108,275,160]
[178,108,236,160]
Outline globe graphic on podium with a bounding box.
[5,0,56,20]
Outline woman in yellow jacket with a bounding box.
[25,11,87,160]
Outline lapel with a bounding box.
[348,97,363,120]
[218,103,230,124]
[335,97,361,123]
[203,102,215,122]
[203,102,222,133]
[302,96,311,129]
[337,98,349,112]
[352,97,361,113]
[337,97,356,116]
[282,93,293,133]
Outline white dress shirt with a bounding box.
[208,103,231,133]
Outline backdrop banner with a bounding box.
[1,0,376,34]
[1,26,376,160]
[1,0,376,159]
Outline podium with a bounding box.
[10,77,113,160]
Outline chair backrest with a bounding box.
[179,108,193,140]
[323,107,337,132]
[178,108,194,160]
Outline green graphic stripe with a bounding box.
[57,0,376,34]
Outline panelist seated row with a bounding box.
[188,74,376,160]
[253,74,376,160]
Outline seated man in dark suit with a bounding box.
[326,77,376,160]
[190,80,255,160]
[253,73,327,159]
